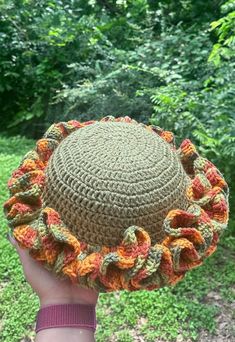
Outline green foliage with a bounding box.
[0,0,151,133]
[96,289,218,342]
[0,0,226,134]
[115,330,134,342]
[209,0,235,66]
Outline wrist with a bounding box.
[39,287,99,308]
[39,291,99,308]
[40,296,96,308]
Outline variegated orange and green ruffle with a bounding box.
[3,116,229,292]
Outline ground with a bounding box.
[0,135,234,342]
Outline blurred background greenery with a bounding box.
[0,1,234,341]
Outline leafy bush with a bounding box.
[0,0,151,133]
[0,0,225,134]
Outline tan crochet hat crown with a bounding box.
[43,120,190,247]
[4,116,229,292]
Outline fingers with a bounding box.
[6,232,100,305]
[6,231,58,282]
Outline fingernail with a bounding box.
[6,232,16,246]
[6,232,11,241]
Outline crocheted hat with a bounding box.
[4,116,229,292]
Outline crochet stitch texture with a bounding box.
[4,115,229,292]
[43,120,190,246]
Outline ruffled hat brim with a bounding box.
[3,116,229,292]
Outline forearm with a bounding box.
[35,327,95,342]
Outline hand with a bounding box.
[7,233,99,308]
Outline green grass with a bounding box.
[0,135,234,342]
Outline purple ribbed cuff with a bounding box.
[35,303,97,333]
